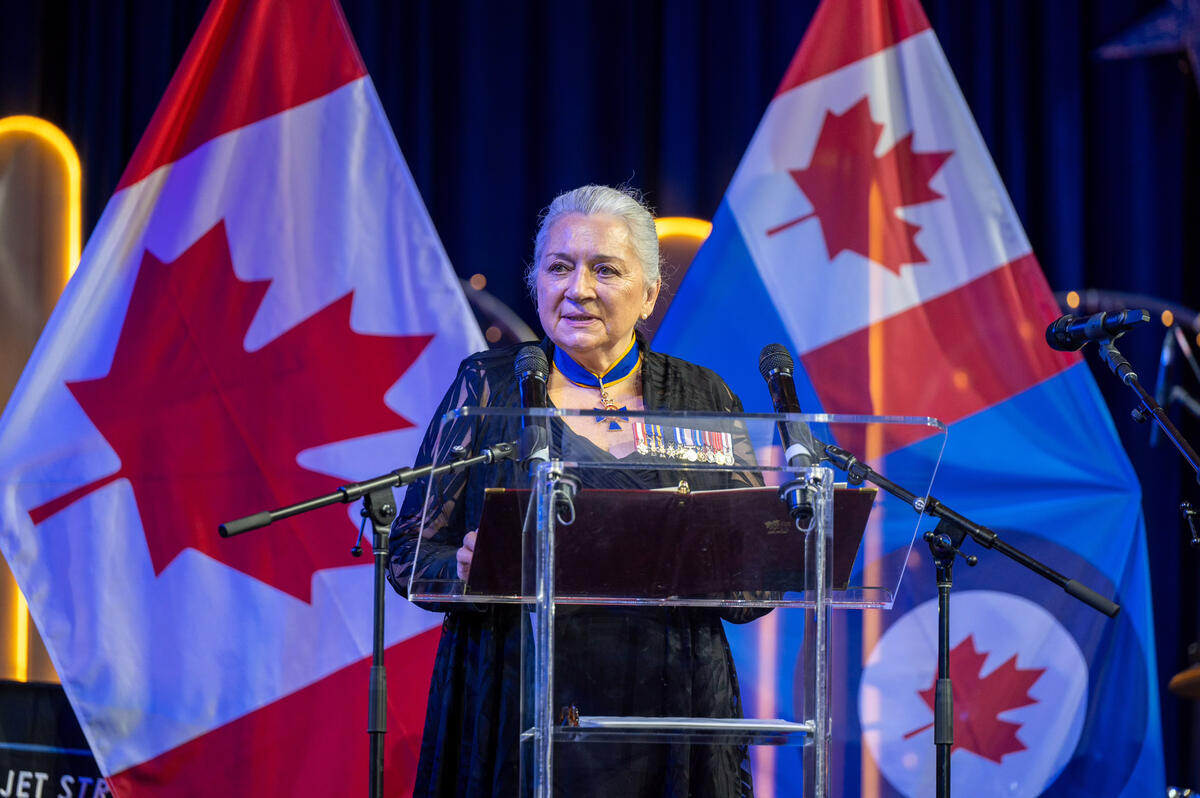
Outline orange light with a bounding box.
[485,325,502,343]
[654,217,713,241]
[469,273,487,291]
[1,117,82,676]
[1161,310,1174,327]
[14,585,27,683]
[0,116,81,682]
[1065,291,1080,309]
[0,115,82,287]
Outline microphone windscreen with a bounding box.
[515,346,549,380]
[1044,315,1073,350]
[758,343,795,378]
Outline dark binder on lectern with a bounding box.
[466,485,876,598]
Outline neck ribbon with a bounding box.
[553,337,640,391]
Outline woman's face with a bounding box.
[535,213,659,371]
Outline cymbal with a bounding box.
[1168,665,1200,700]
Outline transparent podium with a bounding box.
[405,409,945,798]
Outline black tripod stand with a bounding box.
[218,441,516,798]
[923,518,978,796]
[1096,337,1200,551]
[820,443,1120,798]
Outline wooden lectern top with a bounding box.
[467,484,876,598]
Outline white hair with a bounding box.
[526,184,662,299]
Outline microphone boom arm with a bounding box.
[219,440,518,537]
[216,437,516,798]
[819,442,1121,617]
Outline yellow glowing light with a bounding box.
[1162,310,1174,327]
[14,586,27,683]
[654,217,713,241]
[1,116,82,682]
[0,115,83,287]
[1065,291,1080,309]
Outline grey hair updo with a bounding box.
[526,185,662,299]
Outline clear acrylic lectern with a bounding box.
[405,409,945,798]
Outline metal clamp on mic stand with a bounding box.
[1184,503,1200,549]
[777,472,820,532]
[217,439,518,798]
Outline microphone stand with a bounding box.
[1094,337,1200,482]
[819,443,1120,798]
[218,440,517,798]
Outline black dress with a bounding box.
[388,338,762,798]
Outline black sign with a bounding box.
[0,680,109,798]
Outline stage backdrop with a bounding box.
[0,0,1197,789]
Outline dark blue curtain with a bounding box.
[3,0,1198,786]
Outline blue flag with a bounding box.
[653,0,1164,795]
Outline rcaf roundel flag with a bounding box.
[0,0,483,794]
[654,0,1165,795]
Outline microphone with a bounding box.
[758,344,821,528]
[515,345,550,470]
[1045,309,1151,351]
[515,345,580,522]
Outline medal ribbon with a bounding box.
[553,336,641,393]
[554,338,639,429]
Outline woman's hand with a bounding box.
[456,530,478,580]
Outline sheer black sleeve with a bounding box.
[386,352,518,602]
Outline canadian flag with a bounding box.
[0,0,482,794]
[654,0,1164,795]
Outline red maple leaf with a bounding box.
[903,634,1045,763]
[767,97,952,275]
[30,221,432,602]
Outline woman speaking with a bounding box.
[389,185,762,797]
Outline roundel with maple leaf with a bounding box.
[830,529,1147,797]
[861,590,1086,796]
